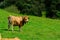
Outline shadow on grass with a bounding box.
[0,28,19,32]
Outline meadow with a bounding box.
[0,9,60,40]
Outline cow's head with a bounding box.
[23,16,29,23]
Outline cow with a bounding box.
[1,37,20,40]
[8,15,29,32]
[0,33,20,40]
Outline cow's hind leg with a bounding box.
[11,24,14,32]
[8,19,11,31]
[8,23,11,31]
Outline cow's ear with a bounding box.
[22,16,25,19]
[28,17,29,19]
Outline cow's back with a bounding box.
[8,16,23,26]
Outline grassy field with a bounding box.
[0,9,60,40]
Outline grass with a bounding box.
[4,5,20,14]
[0,9,60,40]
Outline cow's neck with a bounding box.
[22,20,26,26]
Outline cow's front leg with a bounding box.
[19,25,22,32]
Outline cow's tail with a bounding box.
[8,16,11,24]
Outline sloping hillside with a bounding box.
[0,9,60,40]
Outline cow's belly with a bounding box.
[13,25,18,26]
[13,21,20,26]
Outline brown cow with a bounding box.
[8,15,29,32]
[0,33,20,40]
[1,37,20,40]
